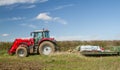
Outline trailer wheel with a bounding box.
[16,45,28,57]
[118,52,120,56]
[39,41,55,55]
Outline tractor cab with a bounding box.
[31,29,50,45]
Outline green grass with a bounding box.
[0,50,120,70]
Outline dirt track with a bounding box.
[0,61,43,70]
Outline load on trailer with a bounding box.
[76,45,120,56]
[80,45,104,52]
[8,29,58,57]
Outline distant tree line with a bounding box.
[1,40,120,51]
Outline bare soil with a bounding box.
[0,61,43,70]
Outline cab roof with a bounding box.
[33,29,49,33]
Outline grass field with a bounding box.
[1,41,120,70]
[1,50,120,70]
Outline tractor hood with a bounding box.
[15,38,34,44]
[16,38,33,40]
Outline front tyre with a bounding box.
[39,41,55,55]
[16,45,28,57]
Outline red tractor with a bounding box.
[8,29,58,57]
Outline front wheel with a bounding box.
[16,44,28,57]
[39,41,55,55]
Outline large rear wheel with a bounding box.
[39,41,55,55]
[16,44,28,57]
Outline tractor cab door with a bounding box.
[31,32,43,45]
[35,32,42,44]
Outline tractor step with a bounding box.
[33,45,39,53]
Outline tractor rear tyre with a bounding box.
[16,44,28,57]
[39,41,55,55]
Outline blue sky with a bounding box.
[0,0,120,41]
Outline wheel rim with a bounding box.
[18,49,25,57]
[42,46,52,55]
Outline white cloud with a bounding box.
[54,4,74,10]
[8,17,25,20]
[5,4,19,9]
[53,17,67,25]
[20,23,37,29]
[36,12,67,24]
[22,5,36,9]
[1,34,9,37]
[36,13,52,21]
[39,0,48,3]
[0,0,48,6]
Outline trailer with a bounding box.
[75,45,120,56]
